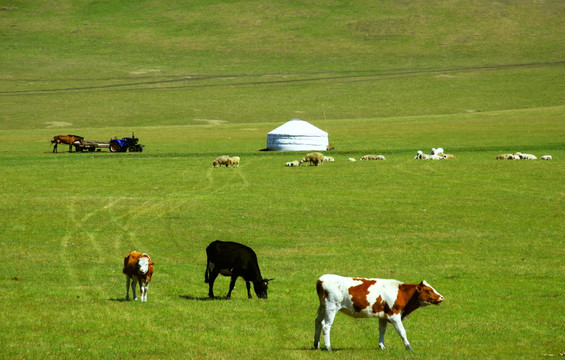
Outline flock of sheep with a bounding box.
[286,152,384,166]
[414,147,456,160]
[496,152,552,160]
[213,148,553,168]
[285,148,451,166]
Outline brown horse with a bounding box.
[51,135,84,153]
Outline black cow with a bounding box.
[205,240,272,299]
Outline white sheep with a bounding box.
[348,158,356,162]
[431,147,444,156]
[300,152,325,166]
[360,154,386,161]
[230,156,240,167]
[427,154,444,160]
[540,155,552,160]
[323,156,335,162]
[517,152,537,160]
[496,154,515,160]
[414,150,429,160]
[286,160,300,167]
[214,155,232,167]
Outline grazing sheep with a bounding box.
[215,155,232,167]
[348,158,356,162]
[230,156,240,167]
[427,154,444,160]
[431,148,444,156]
[213,160,220,167]
[360,155,386,161]
[496,154,515,160]
[443,154,456,160]
[516,152,537,160]
[323,156,335,162]
[286,160,300,167]
[300,152,325,166]
[414,150,429,160]
[541,155,552,160]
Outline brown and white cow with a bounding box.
[314,274,444,351]
[123,251,154,302]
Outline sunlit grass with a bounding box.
[1,110,564,358]
[1,0,564,358]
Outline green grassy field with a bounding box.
[1,1,564,359]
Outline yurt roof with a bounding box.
[267,119,327,136]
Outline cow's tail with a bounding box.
[122,254,130,275]
[204,260,210,283]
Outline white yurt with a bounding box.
[266,119,329,151]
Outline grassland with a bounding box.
[1,0,564,359]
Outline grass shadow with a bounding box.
[179,295,228,301]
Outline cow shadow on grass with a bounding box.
[297,346,351,352]
[107,298,128,302]
[179,295,229,301]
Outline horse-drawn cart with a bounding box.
[52,133,144,153]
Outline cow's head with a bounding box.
[137,256,151,275]
[417,280,444,306]
[253,278,273,299]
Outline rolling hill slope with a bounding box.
[1,0,564,129]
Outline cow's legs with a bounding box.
[207,269,219,299]
[140,281,149,302]
[205,261,212,283]
[389,315,412,350]
[125,276,131,300]
[318,306,338,351]
[226,275,238,299]
[245,281,252,299]
[378,318,388,350]
[131,278,138,300]
[314,305,325,349]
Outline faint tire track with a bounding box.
[2,61,563,95]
